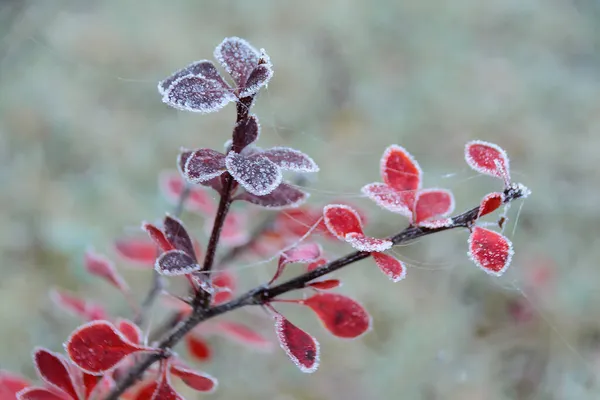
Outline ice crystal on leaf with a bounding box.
[162,75,236,114]
[323,204,392,252]
[465,140,510,184]
[303,293,371,339]
[345,233,392,252]
[413,189,455,226]
[259,147,319,173]
[468,226,514,276]
[274,315,320,373]
[182,149,227,184]
[235,182,309,209]
[225,151,282,196]
[371,252,406,282]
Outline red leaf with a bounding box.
[49,289,107,321]
[150,369,183,400]
[303,293,371,339]
[116,319,143,345]
[361,182,414,217]
[478,192,504,218]
[380,145,422,192]
[170,364,217,393]
[232,114,260,151]
[236,182,309,209]
[131,381,157,400]
[162,215,196,261]
[32,348,79,400]
[162,75,235,114]
[0,371,30,399]
[82,373,101,400]
[274,315,320,373]
[214,37,260,89]
[84,249,128,292]
[464,140,510,183]
[214,212,249,247]
[16,388,66,400]
[261,147,319,173]
[413,189,455,225]
[114,238,157,267]
[183,149,227,183]
[213,321,273,351]
[185,335,212,362]
[468,227,514,276]
[225,152,282,196]
[275,207,329,239]
[155,250,200,276]
[371,252,406,282]
[345,233,392,252]
[307,279,341,290]
[159,171,216,216]
[323,204,364,240]
[271,243,323,284]
[65,321,151,375]
[306,258,328,272]
[141,223,174,252]
[211,271,237,305]
[158,60,228,96]
[240,62,274,97]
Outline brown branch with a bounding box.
[106,182,528,399]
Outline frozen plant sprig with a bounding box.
[2,37,530,400]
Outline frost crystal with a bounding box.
[464,140,510,183]
[322,204,364,240]
[236,182,309,209]
[239,63,274,97]
[225,151,282,196]
[232,115,260,150]
[381,144,422,192]
[467,226,514,276]
[183,148,227,183]
[162,75,235,113]
[155,250,201,276]
[371,252,406,282]
[214,37,260,88]
[158,60,228,96]
[345,233,392,252]
[261,147,319,172]
[361,182,414,217]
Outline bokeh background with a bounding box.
[2,0,600,399]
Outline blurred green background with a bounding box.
[2,0,600,399]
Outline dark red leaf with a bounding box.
[162,215,196,260]
[32,348,78,400]
[114,238,157,267]
[274,315,320,373]
[65,321,151,375]
[381,144,422,193]
[150,369,183,400]
[303,293,371,339]
[232,115,260,151]
[182,148,227,184]
[214,37,260,89]
[307,279,342,290]
[478,192,504,218]
[158,60,228,95]
[371,252,406,282]
[162,75,235,113]
[49,289,107,321]
[345,233,392,252]
[225,152,282,196]
[240,62,274,97]
[261,147,319,173]
[116,319,143,345]
[465,140,510,183]
[15,388,65,400]
[213,321,273,351]
[0,371,30,399]
[323,204,364,240]
[141,223,174,252]
[170,364,217,393]
[84,249,128,292]
[185,335,212,362]
[236,182,309,209]
[413,189,455,225]
[468,227,513,276]
[155,250,200,276]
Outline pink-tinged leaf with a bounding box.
[261,147,319,173]
[150,369,183,400]
[361,183,414,217]
[275,207,326,239]
[274,315,320,373]
[282,243,323,264]
[185,335,212,362]
[380,144,422,192]
[214,37,260,89]
[84,249,128,292]
[371,252,406,282]
[1,371,30,399]
[478,192,504,218]
[141,223,174,252]
[114,238,157,267]
[158,60,228,96]
[162,215,196,261]
[413,188,455,225]
[225,151,282,196]
[155,250,200,276]
[236,182,309,209]
[418,218,453,229]
[308,279,342,290]
[16,388,66,400]
[159,171,216,216]
[323,204,364,240]
[116,319,143,345]
[239,62,274,97]
[217,212,249,247]
[182,149,227,184]
[49,289,107,321]
[162,75,235,113]
[170,364,217,393]
[232,115,260,151]
[468,227,514,277]
[345,233,392,252]
[211,271,237,305]
[32,348,79,400]
[303,293,371,339]
[213,321,273,351]
[65,320,151,375]
[306,258,328,272]
[464,140,510,182]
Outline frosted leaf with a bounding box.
[274,315,320,373]
[371,252,406,282]
[225,151,282,196]
[468,227,513,277]
[116,319,142,345]
[150,368,183,400]
[413,188,455,225]
[162,75,235,113]
[271,243,322,284]
[170,364,217,393]
[304,293,372,339]
[158,60,228,95]
[464,140,510,183]
[213,321,273,351]
[419,218,453,229]
[185,335,211,362]
[478,192,504,218]
[261,147,319,172]
[183,149,227,183]
[322,204,364,240]
[155,250,200,276]
[84,248,129,292]
[380,145,422,192]
[163,215,196,261]
[232,115,260,151]
[345,232,392,252]
[16,387,65,400]
[361,182,414,218]
[114,237,157,267]
[141,222,174,252]
[32,348,79,400]
[239,63,274,97]
[306,258,328,272]
[236,182,309,209]
[214,37,260,88]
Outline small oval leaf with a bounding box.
[275,315,320,373]
[303,293,371,339]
